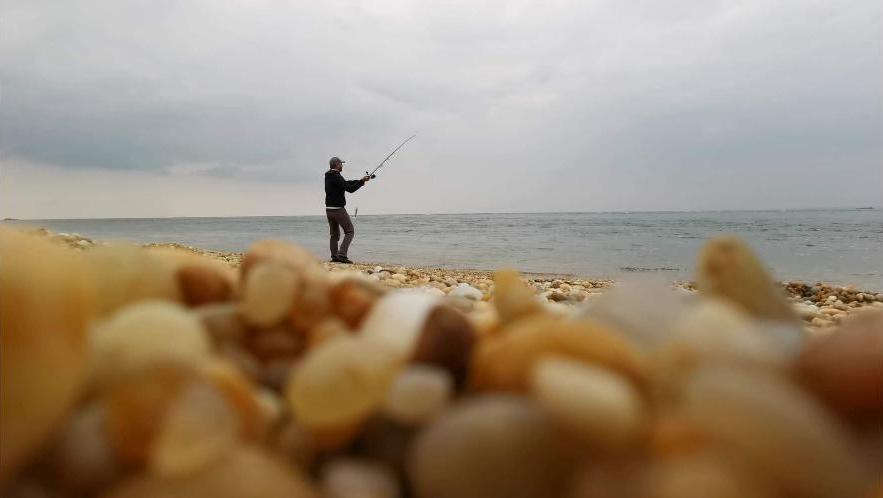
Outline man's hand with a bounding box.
[362,175,371,182]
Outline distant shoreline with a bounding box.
[3,206,880,222]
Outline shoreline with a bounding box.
[36,229,883,332]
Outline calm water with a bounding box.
[8,209,883,291]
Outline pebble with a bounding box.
[104,446,318,498]
[196,303,249,345]
[176,265,233,306]
[382,366,453,426]
[682,367,866,498]
[359,292,440,359]
[86,243,181,315]
[329,279,377,329]
[471,316,643,392]
[1,228,92,481]
[549,291,568,302]
[286,336,399,449]
[695,236,797,323]
[274,421,316,469]
[492,270,544,324]
[665,299,786,370]
[90,301,210,385]
[531,357,643,449]
[149,380,238,478]
[239,240,318,283]
[391,273,408,283]
[246,328,302,362]
[793,303,819,320]
[321,458,400,498]
[448,284,483,301]
[53,403,119,493]
[240,263,298,328]
[422,287,446,297]
[289,268,331,332]
[798,309,883,422]
[412,306,476,386]
[6,226,883,496]
[408,396,577,498]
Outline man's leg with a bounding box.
[337,208,356,258]
[327,210,341,259]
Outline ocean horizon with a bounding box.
[6,208,882,291]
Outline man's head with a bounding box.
[329,157,345,171]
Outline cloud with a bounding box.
[1,0,881,218]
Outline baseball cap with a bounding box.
[329,157,346,167]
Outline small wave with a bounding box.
[620,266,680,272]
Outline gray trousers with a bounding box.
[326,208,354,258]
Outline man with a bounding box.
[325,156,370,263]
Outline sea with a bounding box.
[7,209,883,291]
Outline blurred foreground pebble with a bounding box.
[1,227,882,497]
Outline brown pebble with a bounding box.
[196,303,248,345]
[329,279,377,329]
[356,417,415,475]
[247,328,303,363]
[290,269,331,332]
[177,265,232,306]
[261,358,298,393]
[412,306,476,387]
[54,403,120,493]
[275,420,317,469]
[409,396,577,498]
[798,309,883,422]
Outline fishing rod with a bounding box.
[366,134,416,179]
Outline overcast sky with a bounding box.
[1,0,881,218]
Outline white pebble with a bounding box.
[90,301,210,385]
[448,284,483,301]
[530,357,643,449]
[382,366,453,426]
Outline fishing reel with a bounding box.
[366,171,376,179]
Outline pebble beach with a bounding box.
[47,229,883,333]
[2,226,882,498]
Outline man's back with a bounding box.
[325,169,363,208]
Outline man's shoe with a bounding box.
[331,255,346,263]
[337,256,354,264]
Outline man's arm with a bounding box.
[344,176,370,193]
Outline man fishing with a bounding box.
[325,156,370,264]
[324,136,415,264]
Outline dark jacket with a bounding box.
[325,169,364,208]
